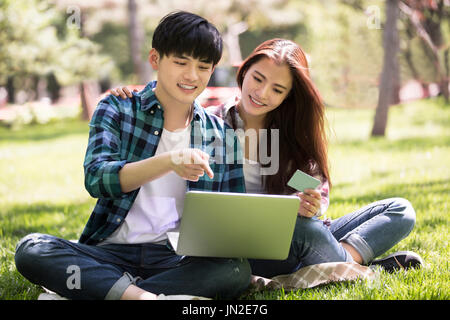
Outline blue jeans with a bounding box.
[249,197,416,278]
[14,234,251,300]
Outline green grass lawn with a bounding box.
[0,98,449,300]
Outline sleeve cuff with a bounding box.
[103,160,128,198]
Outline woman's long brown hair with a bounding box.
[236,39,331,194]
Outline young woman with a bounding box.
[112,38,423,278]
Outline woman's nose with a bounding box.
[255,84,269,100]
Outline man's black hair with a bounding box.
[152,11,223,66]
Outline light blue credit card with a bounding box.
[287,169,321,192]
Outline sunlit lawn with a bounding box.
[0,98,449,300]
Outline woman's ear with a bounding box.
[148,48,160,70]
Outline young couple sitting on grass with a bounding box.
[14,11,423,300]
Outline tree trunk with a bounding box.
[80,82,100,121]
[391,55,401,105]
[128,0,151,84]
[223,22,248,66]
[6,76,15,104]
[442,48,449,102]
[78,9,92,120]
[47,73,61,103]
[371,0,399,137]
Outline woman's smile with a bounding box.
[249,95,267,107]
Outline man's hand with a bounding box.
[119,148,214,193]
[169,148,214,181]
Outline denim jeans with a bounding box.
[14,234,251,300]
[249,197,416,278]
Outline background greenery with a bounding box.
[1,97,448,300]
[1,0,449,109]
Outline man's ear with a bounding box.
[148,48,160,70]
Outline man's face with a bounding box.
[150,49,215,108]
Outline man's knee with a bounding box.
[215,258,251,299]
[15,233,44,266]
[15,233,60,281]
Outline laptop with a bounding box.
[167,191,300,260]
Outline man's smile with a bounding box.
[177,83,197,90]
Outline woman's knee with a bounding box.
[293,217,331,245]
[389,197,416,233]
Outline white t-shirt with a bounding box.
[236,132,264,194]
[102,125,191,244]
[243,160,263,194]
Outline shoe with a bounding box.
[38,292,210,300]
[38,293,68,300]
[369,251,424,273]
[156,294,211,300]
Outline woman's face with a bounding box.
[240,57,293,119]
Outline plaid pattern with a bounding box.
[247,262,376,292]
[80,81,245,245]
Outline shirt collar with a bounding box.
[222,95,244,129]
[139,81,159,111]
[192,99,206,123]
[222,96,239,116]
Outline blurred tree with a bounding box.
[340,0,449,136]
[343,0,449,102]
[0,0,113,115]
[51,0,121,119]
[340,0,399,106]
[371,0,400,136]
[90,22,134,83]
[127,0,151,83]
[55,0,154,85]
[8,0,440,118]
[0,0,64,102]
[137,0,303,66]
[298,1,382,108]
[400,0,449,102]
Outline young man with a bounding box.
[14,11,251,300]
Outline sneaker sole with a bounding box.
[373,251,424,269]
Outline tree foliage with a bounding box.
[1,0,447,110]
[0,0,114,86]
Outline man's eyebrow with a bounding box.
[174,54,190,60]
[254,70,288,90]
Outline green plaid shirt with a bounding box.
[80,81,245,245]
